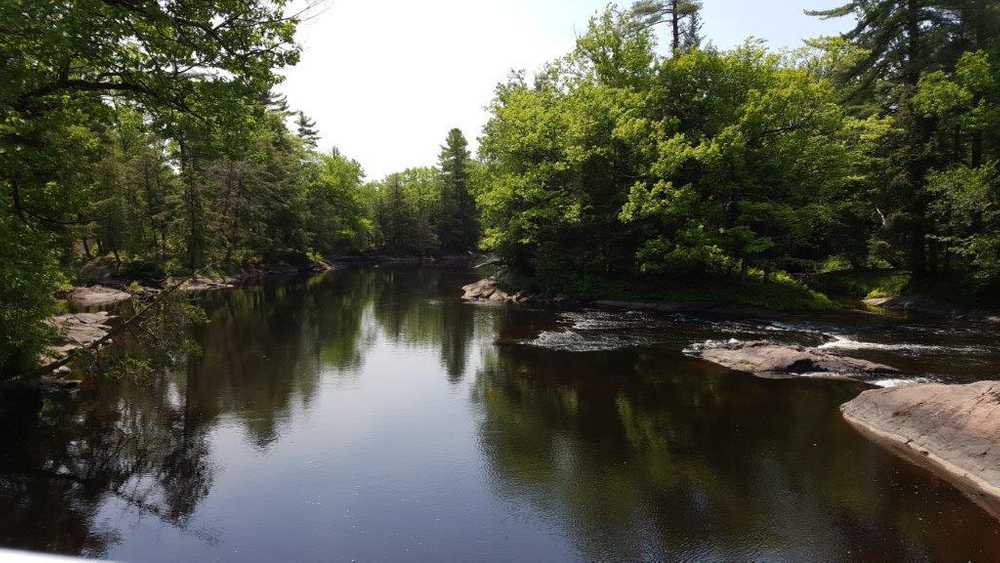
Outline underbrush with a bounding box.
[807,270,911,300]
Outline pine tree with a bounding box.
[263,92,293,117]
[810,1,957,275]
[680,9,703,51]
[436,129,479,253]
[631,0,703,55]
[296,111,320,148]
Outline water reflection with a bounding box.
[472,346,1000,559]
[1,265,999,561]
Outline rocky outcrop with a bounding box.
[842,381,1000,517]
[462,278,534,304]
[66,285,132,308]
[40,312,116,375]
[169,275,237,292]
[690,341,899,381]
[461,278,576,306]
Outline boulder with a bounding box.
[690,341,898,380]
[461,278,569,306]
[66,285,132,308]
[463,278,505,301]
[842,381,1000,516]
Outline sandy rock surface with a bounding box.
[842,381,1000,514]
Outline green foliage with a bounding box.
[0,216,61,376]
[808,270,912,300]
[365,129,481,257]
[437,129,480,253]
[475,2,1000,308]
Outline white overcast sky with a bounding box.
[280,1,852,180]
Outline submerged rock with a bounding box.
[842,381,1000,517]
[690,341,899,381]
[66,285,132,308]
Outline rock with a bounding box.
[461,278,575,307]
[66,285,132,308]
[863,297,895,308]
[842,381,1000,517]
[463,278,503,301]
[595,300,720,313]
[169,275,236,292]
[38,376,82,390]
[41,312,116,366]
[79,256,119,283]
[690,341,898,381]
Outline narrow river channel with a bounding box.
[2,265,999,561]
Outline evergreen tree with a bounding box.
[296,111,320,148]
[436,129,479,253]
[810,1,999,276]
[631,0,703,55]
[681,9,704,51]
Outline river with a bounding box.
[2,265,999,561]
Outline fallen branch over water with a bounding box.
[28,268,217,383]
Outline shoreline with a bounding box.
[841,382,1000,521]
[843,408,1000,521]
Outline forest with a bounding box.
[2,0,1000,379]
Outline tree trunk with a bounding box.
[670,0,681,55]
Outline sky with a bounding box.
[281,1,853,180]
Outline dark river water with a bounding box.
[3,266,1000,561]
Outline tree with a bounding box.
[372,174,437,256]
[631,0,703,55]
[296,112,321,148]
[811,1,1000,280]
[0,0,304,378]
[437,129,479,253]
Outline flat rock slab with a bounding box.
[42,312,116,365]
[67,286,132,307]
[170,276,236,292]
[691,341,898,380]
[842,381,1000,516]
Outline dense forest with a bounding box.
[3,0,1000,378]
[0,1,479,376]
[477,0,1000,304]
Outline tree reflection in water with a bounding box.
[472,344,1000,561]
[2,265,998,561]
[0,265,482,557]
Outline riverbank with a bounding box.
[462,273,1000,522]
[807,269,1000,324]
[842,382,1000,519]
[462,273,836,313]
